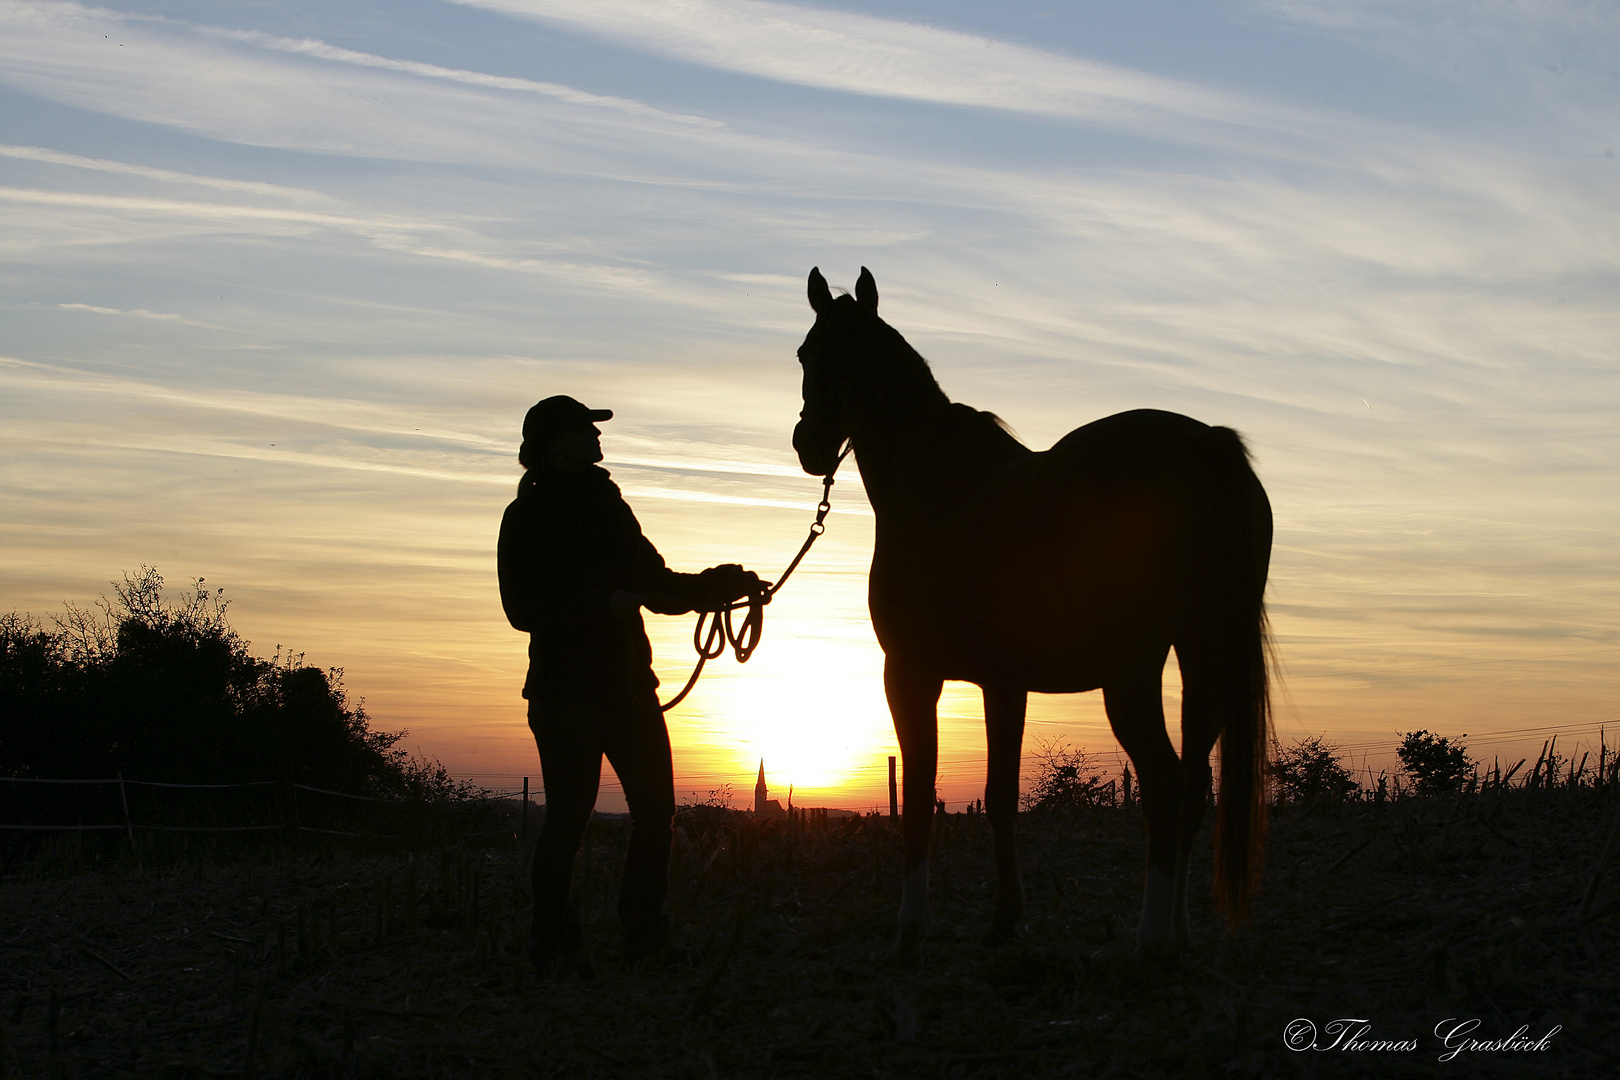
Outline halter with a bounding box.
[658,440,852,711]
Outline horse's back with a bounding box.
[981,409,1241,534]
[945,409,1262,686]
[1044,408,1231,479]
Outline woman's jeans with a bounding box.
[527,684,674,960]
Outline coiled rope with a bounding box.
[658,443,851,711]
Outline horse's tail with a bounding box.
[1205,426,1273,928]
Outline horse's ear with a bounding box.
[855,266,878,310]
[808,267,833,313]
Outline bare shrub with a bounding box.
[1271,736,1359,804]
[1021,738,1113,812]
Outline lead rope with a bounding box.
[659,442,852,711]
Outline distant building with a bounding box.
[754,759,786,818]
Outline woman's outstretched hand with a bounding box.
[697,563,765,607]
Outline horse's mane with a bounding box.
[835,296,948,427]
[832,295,1028,459]
[984,410,1019,441]
[946,403,1029,461]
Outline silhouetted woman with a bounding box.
[498,395,759,975]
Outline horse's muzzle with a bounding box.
[792,418,841,477]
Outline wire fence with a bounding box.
[448,719,1620,810]
[0,774,522,850]
[6,720,1611,842]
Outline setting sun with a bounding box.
[652,560,900,808]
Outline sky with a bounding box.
[2,0,1617,812]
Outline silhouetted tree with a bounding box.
[1271,736,1359,803]
[0,568,447,795]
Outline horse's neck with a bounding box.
[851,382,1025,517]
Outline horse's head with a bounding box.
[793,266,878,476]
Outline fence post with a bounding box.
[888,756,898,819]
[521,777,529,843]
[116,771,138,868]
[282,775,299,844]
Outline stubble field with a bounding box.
[2,787,1616,1078]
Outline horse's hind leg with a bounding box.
[886,657,942,968]
[1103,665,1184,960]
[1174,670,1221,954]
[983,685,1028,945]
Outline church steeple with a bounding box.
[755,758,767,815]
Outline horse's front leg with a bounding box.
[886,656,942,969]
[983,685,1028,945]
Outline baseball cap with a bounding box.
[522,396,613,442]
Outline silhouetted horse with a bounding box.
[793,268,1272,964]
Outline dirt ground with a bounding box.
[2,788,1617,1079]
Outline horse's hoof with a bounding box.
[894,924,923,970]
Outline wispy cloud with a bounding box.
[0,185,453,251]
[53,302,221,329]
[457,0,1298,129]
[0,144,330,200]
[453,0,1538,184]
[186,24,724,130]
[614,483,870,515]
[1248,1,1620,136]
[0,185,674,287]
[6,0,1608,283]
[0,354,845,511]
[0,2,726,159]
